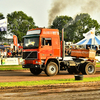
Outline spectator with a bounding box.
[19,48,22,56]
[65,48,67,55]
[16,49,19,56]
[7,51,12,57]
[0,49,1,57]
[12,49,16,57]
[67,48,71,56]
[3,49,7,58]
[1,50,4,58]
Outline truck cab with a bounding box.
[22,28,60,76]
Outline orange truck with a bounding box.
[22,28,96,76]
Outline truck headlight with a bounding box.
[35,61,39,64]
[22,59,25,65]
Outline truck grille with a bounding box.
[23,51,37,59]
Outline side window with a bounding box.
[41,38,52,46]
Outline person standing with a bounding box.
[7,50,12,57]
[3,49,7,58]
[1,50,4,58]
[12,49,16,57]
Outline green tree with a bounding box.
[50,16,73,39]
[0,13,4,19]
[71,13,100,43]
[64,23,76,42]
[0,13,7,40]
[51,14,100,43]
[7,11,37,43]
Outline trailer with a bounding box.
[22,28,96,76]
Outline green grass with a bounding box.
[96,62,100,64]
[96,64,100,67]
[0,65,28,70]
[0,76,100,87]
[96,62,100,67]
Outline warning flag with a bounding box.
[13,35,18,46]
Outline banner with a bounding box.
[2,58,18,65]
[13,35,18,46]
[0,18,7,31]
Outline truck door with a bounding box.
[40,38,53,59]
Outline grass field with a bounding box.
[96,62,100,67]
[0,65,28,70]
[0,76,100,87]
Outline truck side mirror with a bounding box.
[42,38,45,46]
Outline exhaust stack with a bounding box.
[62,28,65,60]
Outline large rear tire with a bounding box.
[80,62,96,75]
[45,62,58,76]
[30,68,42,75]
[85,62,96,75]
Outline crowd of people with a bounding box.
[0,48,22,58]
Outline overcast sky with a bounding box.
[0,0,100,28]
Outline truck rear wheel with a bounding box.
[30,68,42,75]
[85,62,96,75]
[45,62,58,76]
[80,62,96,75]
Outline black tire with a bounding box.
[68,68,74,74]
[85,62,96,75]
[80,62,96,75]
[30,68,42,75]
[45,62,58,76]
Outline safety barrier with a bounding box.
[0,57,23,65]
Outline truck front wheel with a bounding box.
[45,62,58,76]
[30,68,42,75]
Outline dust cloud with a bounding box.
[48,0,100,27]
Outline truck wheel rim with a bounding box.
[49,65,56,74]
[88,65,94,73]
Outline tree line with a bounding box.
[0,11,100,43]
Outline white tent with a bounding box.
[76,36,100,45]
[76,28,100,45]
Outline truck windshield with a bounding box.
[23,37,39,49]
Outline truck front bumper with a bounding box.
[22,64,42,69]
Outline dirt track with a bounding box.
[0,67,100,82]
[0,68,100,99]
